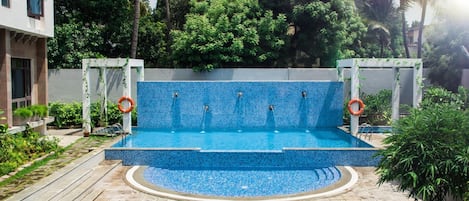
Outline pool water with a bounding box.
[142,166,341,197]
[113,128,372,150]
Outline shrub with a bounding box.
[0,129,59,176]
[375,104,469,201]
[49,101,138,128]
[48,102,83,128]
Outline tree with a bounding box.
[424,4,469,91]
[130,0,141,58]
[170,0,288,71]
[291,0,367,66]
[355,0,404,58]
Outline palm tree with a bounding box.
[130,0,141,59]
[355,0,397,57]
[399,0,412,58]
[416,0,427,58]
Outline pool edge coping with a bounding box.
[124,166,358,201]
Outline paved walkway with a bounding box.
[4,130,416,201]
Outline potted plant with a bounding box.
[29,104,48,121]
[13,107,33,126]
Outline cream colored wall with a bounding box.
[0,0,54,37]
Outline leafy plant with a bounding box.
[13,108,33,119]
[0,109,7,134]
[48,102,83,128]
[29,105,48,118]
[0,129,59,176]
[376,102,469,201]
[420,86,465,110]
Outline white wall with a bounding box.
[48,68,420,105]
[0,0,54,37]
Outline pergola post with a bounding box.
[82,60,91,136]
[350,61,360,135]
[122,62,132,133]
[392,67,400,122]
[413,61,423,107]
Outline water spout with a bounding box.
[173,91,179,98]
[201,105,209,133]
[269,105,274,111]
[238,91,243,97]
[302,91,307,98]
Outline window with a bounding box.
[1,0,9,7]
[11,58,31,109]
[27,0,43,17]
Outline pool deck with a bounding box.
[6,129,417,201]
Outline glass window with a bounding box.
[27,0,43,17]
[11,58,31,109]
[1,0,9,7]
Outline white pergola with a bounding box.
[82,58,144,136]
[337,58,423,135]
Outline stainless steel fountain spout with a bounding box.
[302,91,307,98]
[204,105,209,111]
[238,91,243,97]
[269,105,274,111]
[173,92,178,98]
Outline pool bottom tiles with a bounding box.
[127,166,357,200]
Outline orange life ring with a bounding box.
[117,96,135,113]
[347,98,365,116]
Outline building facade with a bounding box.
[0,0,53,126]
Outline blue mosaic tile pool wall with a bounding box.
[137,81,343,129]
[105,149,380,167]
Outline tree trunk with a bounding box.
[417,0,427,58]
[165,0,172,54]
[402,12,410,58]
[130,0,140,59]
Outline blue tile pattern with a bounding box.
[137,81,343,129]
[105,148,380,167]
[142,167,341,197]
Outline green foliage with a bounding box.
[376,91,469,201]
[0,130,59,176]
[48,101,137,129]
[362,89,392,125]
[48,22,105,69]
[355,0,404,58]
[171,0,288,71]
[48,102,83,128]
[291,0,367,66]
[13,108,33,119]
[0,109,7,134]
[29,105,48,118]
[420,86,467,110]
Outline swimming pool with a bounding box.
[112,128,372,150]
[105,81,379,199]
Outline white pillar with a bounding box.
[413,61,423,107]
[392,67,400,122]
[98,67,108,126]
[350,61,359,135]
[82,60,91,136]
[122,63,132,133]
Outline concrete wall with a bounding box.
[48,68,418,105]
